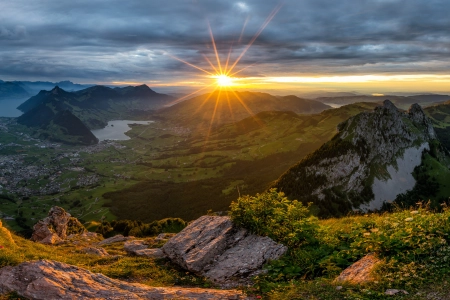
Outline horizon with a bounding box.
[1,0,450,95]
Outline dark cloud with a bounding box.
[1,0,450,85]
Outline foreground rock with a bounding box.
[162,215,287,287]
[30,206,86,244]
[334,253,382,284]
[0,260,248,300]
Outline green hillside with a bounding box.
[103,102,378,222]
[157,91,331,129]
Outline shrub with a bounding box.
[230,188,318,248]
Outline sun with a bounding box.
[216,74,233,87]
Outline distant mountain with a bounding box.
[0,81,30,100]
[157,91,331,129]
[17,108,98,146]
[273,100,450,217]
[408,94,450,103]
[315,94,450,109]
[302,91,360,99]
[18,85,173,129]
[11,80,93,94]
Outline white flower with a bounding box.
[405,217,413,222]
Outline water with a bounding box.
[324,103,343,108]
[0,99,26,117]
[91,120,153,141]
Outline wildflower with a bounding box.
[0,245,4,249]
[405,217,413,222]
[370,228,379,233]
[363,232,371,237]
[411,211,419,214]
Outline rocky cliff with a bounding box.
[273,100,450,216]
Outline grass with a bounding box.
[0,220,209,289]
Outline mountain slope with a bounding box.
[0,82,30,100]
[424,101,450,150]
[157,91,331,129]
[273,100,450,217]
[17,107,98,146]
[18,85,173,129]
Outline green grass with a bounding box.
[0,221,209,289]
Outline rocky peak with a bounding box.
[51,86,63,94]
[273,100,446,216]
[31,206,86,244]
[408,103,436,139]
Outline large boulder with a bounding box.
[0,260,247,300]
[31,206,86,244]
[162,215,287,286]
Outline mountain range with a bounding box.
[18,85,173,129]
[157,91,331,129]
[314,94,450,109]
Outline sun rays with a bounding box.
[164,4,282,148]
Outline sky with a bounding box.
[1,0,450,95]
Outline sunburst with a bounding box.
[165,4,282,144]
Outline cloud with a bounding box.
[0,0,449,89]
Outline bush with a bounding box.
[230,188,318,248]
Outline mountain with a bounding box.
[11,80,93,94]
[17,108,98,146]
[424,101,450,150]
[0,81,30,100]
[408,94,450,103]
[18,85,173,129]
[302,91,360,99]
[157,91,331,129]
[272,100,450,217]
[315,94,450,109]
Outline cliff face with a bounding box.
[273,100,448,217]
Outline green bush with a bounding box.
[230,188,318,248]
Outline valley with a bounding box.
[0,98,377,233]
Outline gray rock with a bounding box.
[98,234,130,246]
[0,259,248,299]
[134,248,166,259]
[162,215,287,286]
[385,289,409,296]
[205,235,287,284]
[155,232,176,242]
[124,240,149,254]
[81,247,109,257]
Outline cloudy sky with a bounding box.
[1,0,450,94]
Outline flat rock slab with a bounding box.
[81,247,109,256]
[98,234,131,246]
[162,215,287,286]
[124,240,149,253]
[0,260,248,300]
[334,253,382,284]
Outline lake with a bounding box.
[91,120,153,141]
[0,99,26,117]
